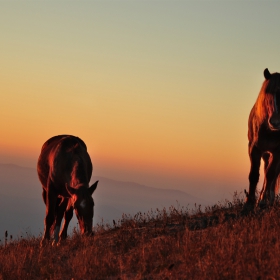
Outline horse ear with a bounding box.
[264,68,271,80]
[89,180,98,195]
[66,183,77,196]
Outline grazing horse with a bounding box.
[37,135,98,245]
[246,69,280,208]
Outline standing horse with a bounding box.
[246,69,280,208]
[37,135,98,245]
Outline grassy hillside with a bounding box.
[1,193,280,280]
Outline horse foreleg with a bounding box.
[52,197,68,245]
[247,145,262,206]
[59,202,74,241]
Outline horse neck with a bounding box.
[70,160,88,189]
[253,86,271,125]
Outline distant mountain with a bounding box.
[93,176,210,222]
[0,164,210,239]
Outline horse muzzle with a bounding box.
[79,222,93,235]
[269,116,280,130]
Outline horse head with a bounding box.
[66,181,98,234]
[263,68,280,130]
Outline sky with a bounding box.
[1,1,280,202]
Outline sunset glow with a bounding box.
[1,1,280,202]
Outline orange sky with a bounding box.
[1,1,279,202]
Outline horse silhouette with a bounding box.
[37,135,98,245]
[246,68,280,208]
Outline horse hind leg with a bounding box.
[259,155,278,207]
[42,188,61,236]
[258,153,271,205]
[269,160,280,204]
[42,189,47,205]
[41,182,57,246]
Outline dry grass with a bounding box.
[1,193,280,279]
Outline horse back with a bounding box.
[37,135,92,195]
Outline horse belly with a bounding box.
[256,134,280,152]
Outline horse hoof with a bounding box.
[40,238,49,247]
[241,203,255,215]
[52,240,61,247]
[258,201,272,210]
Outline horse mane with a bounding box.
[252,73,280,126]
[252,79,272,127]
